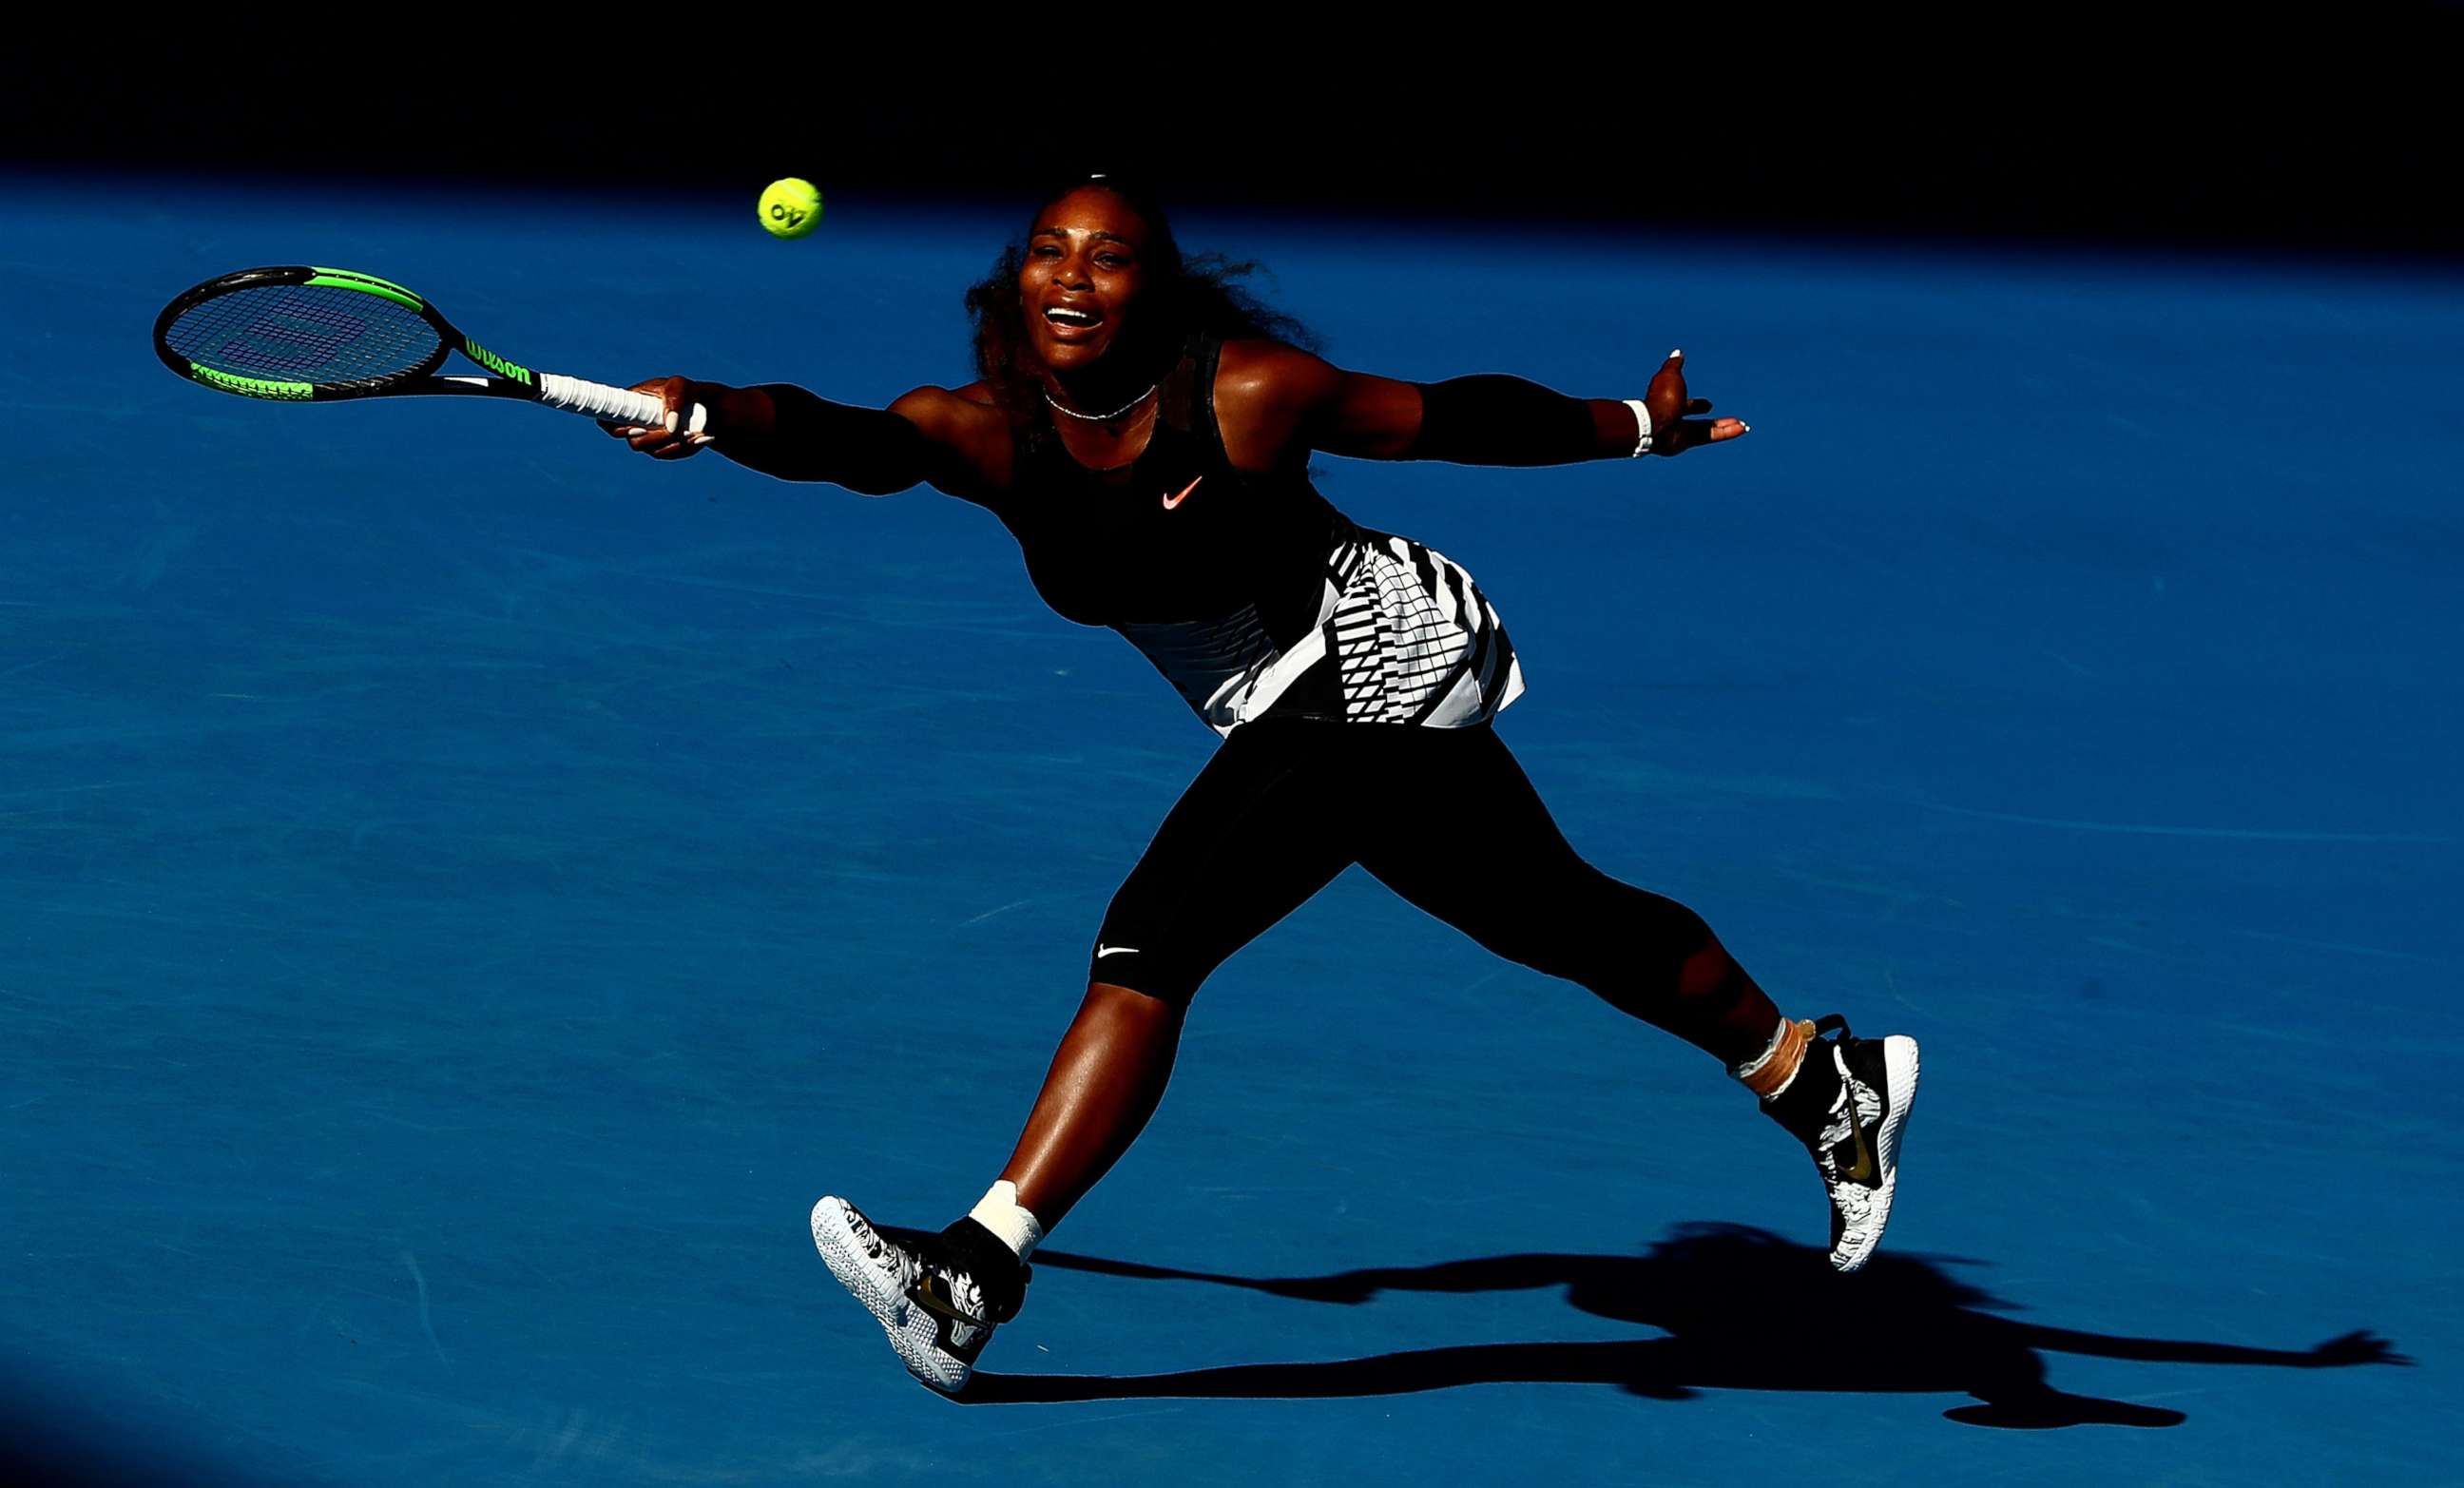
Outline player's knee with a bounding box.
[1084,963,1200,1011]
[1527,873,1716,992]
[1596,877,1711,956]
[1674,937,1734,998]
[1088,976,1182,1005]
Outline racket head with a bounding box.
[154,266,459,401]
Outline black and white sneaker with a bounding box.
[809,1196,1026,1395]
[1763,1015,1920,1272]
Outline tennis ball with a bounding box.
[759,178,823,240]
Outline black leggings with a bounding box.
[1090,720,1773,1064]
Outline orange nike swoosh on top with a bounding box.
[1163,475,1203,510]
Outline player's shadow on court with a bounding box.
[944,1223,2408,1425]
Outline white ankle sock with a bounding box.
[967,1181,1046,1262]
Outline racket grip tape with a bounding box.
[538,374,709,435]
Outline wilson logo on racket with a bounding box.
[462,339,533,386]
[152,264,705,433]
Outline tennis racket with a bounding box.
[153,265,706,432]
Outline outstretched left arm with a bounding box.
[1214,340,1749,473]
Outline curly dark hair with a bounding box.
[963,176,1320,416]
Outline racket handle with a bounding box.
[537,374,708,435]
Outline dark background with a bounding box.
[10,10,2459,260]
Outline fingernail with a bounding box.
[620,427,645,437]
[664,412,679,435]
[1740,423,1752,433]
[1670,348,1683,358]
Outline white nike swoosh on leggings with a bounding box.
[1095,945,1139,957]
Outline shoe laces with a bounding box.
[1812,1048,1883,1188]
[1806,1023,1886,1154]
[1802,1017,1887,1248]
[845,1208,917,1287]
[1812,1048,1856,1155]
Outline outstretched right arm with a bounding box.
[607,378,1011,500]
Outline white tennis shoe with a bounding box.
[810,1196,1018,1394]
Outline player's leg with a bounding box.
[1351,725,1782,1060]
[814,720,1356,1390]
[992,980,1184,1232]
[1355,725,1919,1271]
[986,719,1359,1230]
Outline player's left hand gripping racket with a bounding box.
[153,266,706,432]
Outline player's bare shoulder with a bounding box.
[889,382,1014,497]
[1214,339,1341,411]
[889,382,1003,438]
[1212,339,1341,472]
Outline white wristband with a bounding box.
[1622,398,1653,456]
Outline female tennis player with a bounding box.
[610,177,1918,1394]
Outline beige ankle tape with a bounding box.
[1737,1018,1816,1100]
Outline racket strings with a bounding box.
[164,284,442,385]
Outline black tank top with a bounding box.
[964,333,1526,735]
[970,333,1345,645]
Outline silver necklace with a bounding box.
[1045,384,1158,423]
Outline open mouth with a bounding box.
[1043,303,1103,338]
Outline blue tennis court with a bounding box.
[3,174,2453,1484]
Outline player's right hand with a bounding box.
[605,377,728,459]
